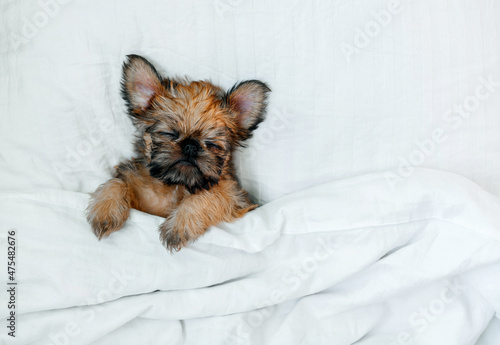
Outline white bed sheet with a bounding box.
[0,0,499,202]
[1,169,500,344]
[1,0,500,344]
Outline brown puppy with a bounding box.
[86,55,270,252]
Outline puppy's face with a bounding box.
[121,55,270,192]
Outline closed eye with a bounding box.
[205,141,222,150]
[157,131,179,139]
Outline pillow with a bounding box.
[1,0,499,204]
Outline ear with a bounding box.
[227,80,271,140]
[121,54,166,118]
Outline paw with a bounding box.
[87,205,129,239]
[86,180,130,239]
[234,204,258,218]
[158,219,192,253]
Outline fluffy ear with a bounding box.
[121,54,166,118]
[227,80,271,140]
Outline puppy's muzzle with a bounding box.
[181,139,200,158]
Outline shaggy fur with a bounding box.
[87,54,270,252]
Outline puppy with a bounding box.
[87,55,270,252]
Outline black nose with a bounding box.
[181,139,200,157]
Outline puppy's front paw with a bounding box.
[86,179,130,239]
[159,219,191,253]
[87,205,129,239]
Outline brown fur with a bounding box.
[87,55,270,252]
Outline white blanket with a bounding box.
[1,0,500,344]
[1,169,500,344]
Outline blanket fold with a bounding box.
[1,168,500,344]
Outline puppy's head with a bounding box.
[121,54,270,193]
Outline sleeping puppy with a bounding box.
[86,55,270,252]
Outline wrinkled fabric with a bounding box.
[1,169,500,344]
[1,0,500,344]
